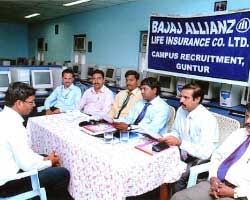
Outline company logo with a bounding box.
[236,18,250,33]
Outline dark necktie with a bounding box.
[133,102,151,125]
[115,92,132,119]
[217,134,250,181]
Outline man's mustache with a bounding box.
[244,123,250,128]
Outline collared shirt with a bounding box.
[0,106,51,186]
[108,87,142,119]
[77,85,114,116]
[119,96,170,135]
[44,84,82,113]
[169,104,219,160]
[209,128,250,199]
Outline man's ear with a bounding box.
[194,96,201,103]
[153,87,157,95]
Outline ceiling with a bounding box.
[0,0,137,23]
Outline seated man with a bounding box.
[160,83,219,193]
[44,68,81,115]
[0,82,70,199]
[114,77,170,135]
[171,103,250,200]
[108,70,142,119]
[78,69,114,117]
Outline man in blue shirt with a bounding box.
[114,77,170,135]
[44,68,82,115]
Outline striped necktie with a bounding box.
[217,134,250,181]
[133,102,151,125]
[115,91,132,119]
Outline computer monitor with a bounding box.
[158,75,175,94]
[10,68,30,85]
[192,80,219,100]
[241,86,250,105]
[176,77,191,97]
[0,71,11,98]
[87,66,95,79]
[31,70,53,95]
[105,67,116,82]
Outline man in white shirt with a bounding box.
[44,68,81,115]
[0,82,71,199]
[78,69,114,118]
[108,70,142,119]
[161,83,219,193]
[171,103,250,200]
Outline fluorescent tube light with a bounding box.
[63,0,91,7]
[24,13,40,18]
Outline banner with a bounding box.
[148,12,250,82]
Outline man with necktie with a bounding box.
[114,77,170,135]
[160,83,219,193]
[171,103,250,200]
[108,70,142,119]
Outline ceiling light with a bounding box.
[63,0,91,7]
[24,13,40,19]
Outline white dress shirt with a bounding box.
[0,106,51,186]
[169,104,219,160]
[209,128,250,199]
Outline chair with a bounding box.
[187,112,241,188]
[0,170,47,200]
[167,105,176,132]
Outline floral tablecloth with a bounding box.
[27,112,186,200]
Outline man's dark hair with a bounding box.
[182,83,204,103]
[92,69,104,78]
[246,102,250,113]
[125,70,140,80]
[141,77,161,96]
[4,82,36,107]
[62,68,74,78]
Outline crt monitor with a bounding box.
[87,67,95,78]
[158,75,175,94]
[105,67,116,82]
[0,71,11,92]
[176,77,191,97]
[192,80,219,100]
[0,71,11,98]
[10,68,30,85]
[31,70,53,95]
[241,86,249,105]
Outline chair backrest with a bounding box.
[212,112,241,145]
[167,105,176,132]
[0,170,47,200]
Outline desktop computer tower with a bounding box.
[220,84,242,107]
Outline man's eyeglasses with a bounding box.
[24,100,36,105]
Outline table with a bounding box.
[27,112,186,200]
